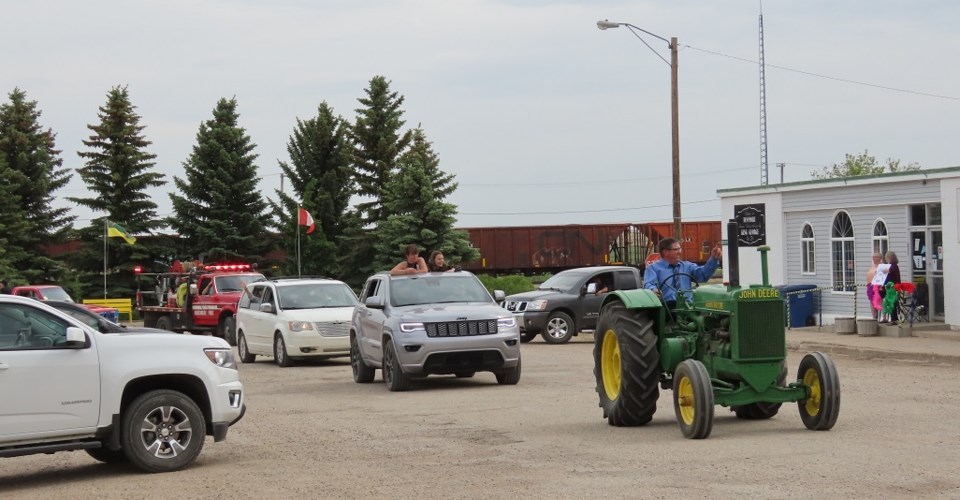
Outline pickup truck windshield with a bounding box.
[214,275,265,293]
[537,273,585,293]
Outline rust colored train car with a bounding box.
[459,221,721,275]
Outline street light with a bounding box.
[597,19,682,240]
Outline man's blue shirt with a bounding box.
[643,257,720,303]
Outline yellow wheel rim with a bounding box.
[677,375,695,425]
[601,330,621,400]
[803,367,822,416]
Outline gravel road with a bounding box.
[2,336,958,499]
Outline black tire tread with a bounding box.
[593,301,660,426]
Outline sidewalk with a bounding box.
[786,323,960,366]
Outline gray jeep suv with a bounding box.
[350,271,521,391]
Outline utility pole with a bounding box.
[670,37,682,240]
[778,162,785,183]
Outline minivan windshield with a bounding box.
[278,283,359,310]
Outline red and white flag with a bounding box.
[298,207,315,234]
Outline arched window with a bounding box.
[872,220,889,258]
[801,223,815,274]
[831,212,855,292]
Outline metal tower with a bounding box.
[758,7,769,185]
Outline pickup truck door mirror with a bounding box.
[585,283,597,295]
[365,296,385,309]
[258,302,274,314]
[493,290,506,302]
[64,326,87,348]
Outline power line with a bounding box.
[684,45,960,102]
[458,165,757,188]
[460,197,717,216]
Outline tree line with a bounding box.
[0,76,477,297]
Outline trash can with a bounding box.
[777,284,817,328]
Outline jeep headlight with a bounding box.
[399,322,425,333]
[497,317,517,329]
[288,321,314,332]
[528,299,548,311]
[205,348,237,369]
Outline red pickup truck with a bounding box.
[137,265,264,345]
[11,285,121,323]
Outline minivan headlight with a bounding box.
[288,321,314,332]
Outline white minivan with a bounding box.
[235,277,358,367]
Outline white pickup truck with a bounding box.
[0,295,245,473]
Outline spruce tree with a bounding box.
[374,128,478,271]
[272,102,354,277]
[0,157,29,282]
[351,75,412,223]
[0,88,73,283]
[169,97,271,262]
[69,86,167,297]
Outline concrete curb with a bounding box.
[787,340,960,366]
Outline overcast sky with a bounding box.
[3,0,958,230]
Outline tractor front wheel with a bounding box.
[797,352,840,431]
[593,301,660,426]
[673,359,714,439]
[732,363,787,420]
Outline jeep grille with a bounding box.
[425,319,498,337]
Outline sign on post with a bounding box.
[735,203,766,246]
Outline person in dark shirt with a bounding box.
[390,244,428,276]
[881,251,901,324]
[0,279,12,294]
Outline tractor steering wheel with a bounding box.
[657,272,701,303]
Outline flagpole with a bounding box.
[296,206,302,278]
[103,219,108,299]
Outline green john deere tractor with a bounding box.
[594,221,839,439]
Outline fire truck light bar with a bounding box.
[206,263,252,272]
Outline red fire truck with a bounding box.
[136,263,264,345]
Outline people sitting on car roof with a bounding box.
[390,244,428,276]
[427,251,461,273]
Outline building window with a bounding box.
[872,220,889,258]
[801,223,815,274]
[831,211,855,292]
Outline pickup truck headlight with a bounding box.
[288,321,314,332]
[399,322,425,333]
[205,348,237,369]
[497,317,517,329]
[528,299,548,311]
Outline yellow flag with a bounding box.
[107,222,136,245]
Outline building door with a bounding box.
[908,228,944,321]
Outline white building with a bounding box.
[717,167,958,330]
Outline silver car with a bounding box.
[350,271,521,391]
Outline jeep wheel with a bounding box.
[593,300,660,426]
[274,334,295,367]
[495,357,521,385]
[798,352,840,431]
[542,311,574,344]
[221,316,237,346]
[732,363,787,419]
[382,339,411,391]
[673,359,714,439]
[238,331,255,363]
[351,335,375,383]
[520,332,538,343]
[86,446,128,464]
[120,389,205,473]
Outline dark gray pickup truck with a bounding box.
[501,266,643,344]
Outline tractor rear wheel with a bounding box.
[797,352,840,431]
[732,363,787,420]
[673,359,714,439]
[593,301,660,426]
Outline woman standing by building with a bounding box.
[882,251,901,324]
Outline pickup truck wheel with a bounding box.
[520,332,538,343]
[120,389,205,473]
[155,316,172,332]
[495,356,521,385]
[238,331,255,363]
[274,334,295,367]
[382,339,411,391]
[542,311,574,344]
[86,446,128,464]
[351,335,375,383]
[221,316,237,346]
